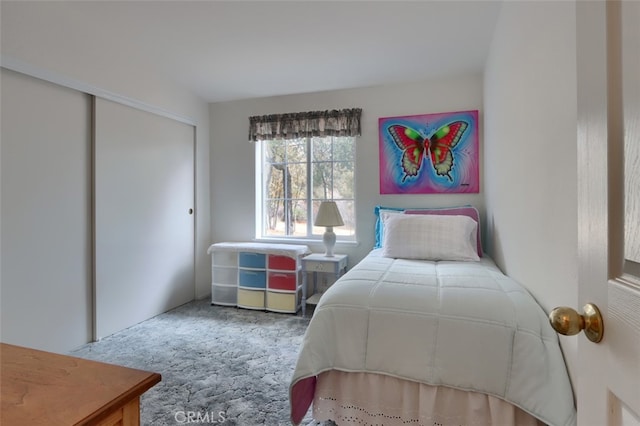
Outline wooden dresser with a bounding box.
[1,343,161,426]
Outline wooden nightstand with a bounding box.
[301,253,348,316]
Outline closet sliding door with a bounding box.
[1,68,92,353]
[94,98,195,339]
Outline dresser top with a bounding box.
[303,253,348,262]
[207,242,310,256]
[1,343,161,426]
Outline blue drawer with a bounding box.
[239,269,266,289]
[239,252,266,268]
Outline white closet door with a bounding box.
[94,97,194,339]
[1,68,92,353]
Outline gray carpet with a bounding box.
[69,298,333,426]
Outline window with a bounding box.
[256,136,355,240]
[249,108,361,242]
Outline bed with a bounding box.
[289,206,577,426]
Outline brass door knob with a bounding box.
[549,303,604,343]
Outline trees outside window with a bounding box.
[257,136,355,240]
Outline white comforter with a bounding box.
[290,250,577,426]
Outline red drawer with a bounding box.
[268,271,297,291]
[268,254,296,271]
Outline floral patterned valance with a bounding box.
[248,108,362,142]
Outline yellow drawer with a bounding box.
[266,291,298,313]
[237,288,265,309]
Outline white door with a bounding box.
[576,1,640,424]
[1,69,92,353]
[94,97,195,339]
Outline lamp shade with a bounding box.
[314,201,344,227]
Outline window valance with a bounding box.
[248,108,362,142]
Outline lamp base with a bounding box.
[323,227,336,257]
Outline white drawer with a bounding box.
[304,260,336,273]
[212,250,237,267]
[213,266,237,285]
[212,284,237,306]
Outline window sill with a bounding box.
[253,237,360,248]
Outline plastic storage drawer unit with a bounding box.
[207,242,310,313]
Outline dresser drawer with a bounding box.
[268,271,298,291]
[212,251,236,267]
[212,284,237,306]
[213,266,237,286]
[268,254,296,271]
[303,260,338,273]
[238,288,265,309]
[239,252,266,269]
[266,290,299,313]
[239,269,266,289]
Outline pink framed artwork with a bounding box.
[379,110,479,194]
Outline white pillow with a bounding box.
[378,210,405,247]
[381,214,480,261]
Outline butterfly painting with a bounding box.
[388,121,468,182]
[379,110,479,194]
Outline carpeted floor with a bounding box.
[70,298,333,426]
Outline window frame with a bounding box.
[254,135,356,243]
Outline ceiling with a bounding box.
[1,1,503,103]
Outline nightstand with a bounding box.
[301,253,348,317]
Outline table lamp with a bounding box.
[314,201,344,257]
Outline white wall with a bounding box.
[210,75,485,268]
[483,1,578,383]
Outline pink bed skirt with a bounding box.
[295,370,545,426]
